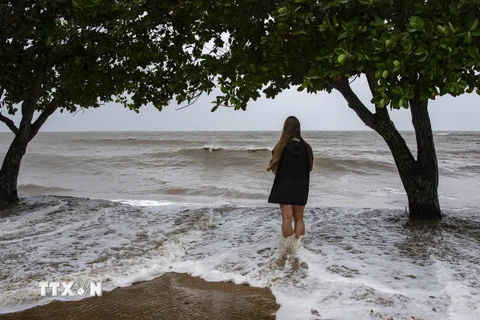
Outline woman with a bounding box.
[267,116,314,239]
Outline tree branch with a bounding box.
[334,75,416,176]
[175,91,203,110]
[0,112,19,135]
[18,66,47,141]
[29,98,59,142]
[365,70,379,97]
[331,77,375,129]
[409,96,437,167]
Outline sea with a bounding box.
[0,131,479,319]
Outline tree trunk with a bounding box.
[0,67,54,203]
[332,77,441,220]
[406,96,441,220]
[375,117,441,220]
[0,137,28,202]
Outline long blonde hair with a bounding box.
[267,116,313,174]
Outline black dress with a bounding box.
[268,140,311,205]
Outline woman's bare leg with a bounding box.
[293,205,305,238]
[280,204,294,238]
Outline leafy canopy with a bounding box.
[190,0,480,111]
[0,0,208,118]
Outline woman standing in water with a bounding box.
[267,116,314,239]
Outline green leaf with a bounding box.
[464,31,472,44]
[417,55,427,62]
[291,30,307,36]
[379,98,387,108]
[393,60,401,71]
[468,46,479,58]
[409,16,425,30]
[277,7,287,15]
[338,54,347,64]
[456,80,468,89]
[448,22,456,33]
[468,19,479,31]
[371,95,383,105]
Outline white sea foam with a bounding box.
[1,197,479,319]
[114,199,177,206]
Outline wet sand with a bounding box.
[0,272,279,320]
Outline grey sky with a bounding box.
[1,77,479,132]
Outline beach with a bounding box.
[0,272,278,320]
[1,131,479,319]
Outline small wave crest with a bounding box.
[202,146,224,152]
[156,186,266,200]
[18,184,73,194]
[202,145,271,152]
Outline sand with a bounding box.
[0,272,279,320]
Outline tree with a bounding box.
[0,0,207,202]
[188,0,480,220]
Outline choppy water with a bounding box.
[0,131,479,319]
[1,131,479,208]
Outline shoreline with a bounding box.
[2,195,480,319]
[0,272,279,320]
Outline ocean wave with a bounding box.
[156,186,266,200]
[314,157,396,174]
[442,149,480,156]
[69,138,272,151]
[457,164,480,174]
[116,148,398,175]
[202,145,271,152]
[70,137,168,146]
[18,184,74,194]
[146,146,272,158]
[372,187,406,196]
[202,146,224,152]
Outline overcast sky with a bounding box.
[1,77,479,132]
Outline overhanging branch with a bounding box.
[331,77,375,129]
[0,112,19,135]
[175,91,203,110]
[335,77,416,184]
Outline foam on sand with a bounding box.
[0,196,479,320]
